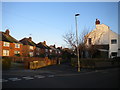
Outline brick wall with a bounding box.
[0,41,23,56]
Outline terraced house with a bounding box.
[19,37,36,57]
[0,29,62,59]
[36,41,50,57]
[0,29,23,57]
[49,45,62,58]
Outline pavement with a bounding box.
[2,63,95,76]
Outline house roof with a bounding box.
[19,37,36,46]
[36,42,50,49]
[49,45,57,50]
[0,31,21,44]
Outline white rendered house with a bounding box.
[85,19,120,58]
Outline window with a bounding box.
[37,48,40,51]
[3,42,10,47]
[111,39,117,44]
[36,53,39,55]
[30,46,33,50]
[3,50,9,56]
[111,52,117,57]
[15,43,20,48]
[45,49,48,52]
[88,38,92,45]
[29,52,33,57]
[50,50,52,53]
[14,51,20,54]
[56,51,58,54]
[59,51,61,54]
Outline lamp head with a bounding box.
[75,14,80,16]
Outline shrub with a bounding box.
[71,58,113,68]
[39,54,45,58]
[14,54,21,57]
[2,57,12,70]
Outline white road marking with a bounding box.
[34,75,45,78]
[8,78,21,81]
[22,76,34,80]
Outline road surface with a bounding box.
[1,64,120,88]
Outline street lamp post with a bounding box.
[75,14,80,72]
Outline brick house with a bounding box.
[0,29,23,57]
[19,37,36,57]
[49,45,62,57]
[49,45,57,56]
[36,41,50,57]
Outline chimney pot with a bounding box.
[5,29,10,35]
[43,41,46,45]
[29,37,32,41]
[95,19,100,25]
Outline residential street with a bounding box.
[2,63,120,88]
[1,2,120,89]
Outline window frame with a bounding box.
[111,39,117,44]
[111,52,117,57]
[3,42,10,47]
[3,50,9,56]
[14,51,20,54]
[29,52,34,57]
[15,43,20,48]
[45,49,48,52]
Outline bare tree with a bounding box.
[63,27,90,58]
[63,25,106,58]
[63,31,77,49]
[78,28,90,58]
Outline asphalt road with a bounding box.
[1,64,120,88]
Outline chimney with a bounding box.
[95,19,100,25]
[43,41,46,45]
[29,37,32,41]
[53,44,56,48]
[5,29,10,35]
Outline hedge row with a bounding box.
[1,57,12,70]
[71,58,120,68]
[1,56,58,70]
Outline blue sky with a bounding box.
[2,2,118,47]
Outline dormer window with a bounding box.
[3,42,10,47]
[15,43,20,48]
